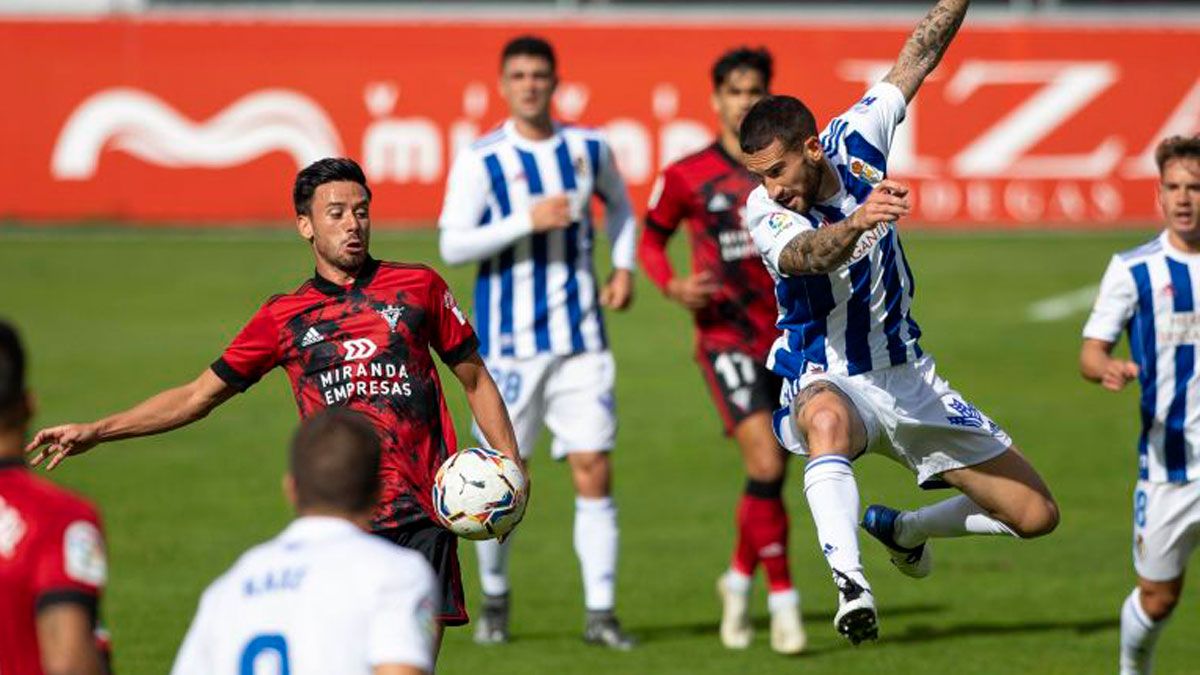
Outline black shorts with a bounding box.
[374,520,468,626]
[696,347,782,435]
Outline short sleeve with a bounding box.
[427,271,479,366]
[837,81,907,159]
[1083,255,1137,343]
[33,508,106,614]
[645,165,689,231]
[211,303,281,392]
[366,556,438,672]
[746,189,817,278]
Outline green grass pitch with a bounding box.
[2,225,1197,674]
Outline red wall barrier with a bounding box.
[2,17,1197,226]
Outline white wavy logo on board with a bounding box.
[51,88,343,180]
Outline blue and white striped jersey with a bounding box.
[746,82,923,380]
[1084,232,1200,484]
[438,120,637,359]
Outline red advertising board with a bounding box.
[1,16,1197,226]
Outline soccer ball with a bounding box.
[432,447,528,540]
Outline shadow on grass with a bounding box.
[506,602,947,653]
[495,606,1116,660]
[877,615,1118,646]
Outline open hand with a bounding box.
[26,423,100,470]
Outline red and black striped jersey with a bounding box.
[641,143,778,359]
[212,258,478,529]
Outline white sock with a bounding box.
[768,588,800,614]
[894,494,1017,548]
[1120,588,1165,675]
[475,535,514,597]
[574,496,618,611]
[803,456,869,589]
[723,568,752,594]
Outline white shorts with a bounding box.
[1132,479,1200,581]
[474,350,617,460]
[772,355,1012,488]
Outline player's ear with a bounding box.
[296,213,314,243]
[282,473,299,511]
[802,136,823,162]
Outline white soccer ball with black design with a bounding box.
[432,448,528,540]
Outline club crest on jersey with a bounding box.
[849,157,884,186]
[378,304,404,330]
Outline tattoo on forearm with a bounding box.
[777,223,864,275]
[886,0,969,100]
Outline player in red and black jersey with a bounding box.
[25,159,521,652]
[639,47,806,654]
[1,321,110,675]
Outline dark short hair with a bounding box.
[293,158,372,216]
[0,320,27,429]
[500,35,556,72]
[1156,135,1200,174]
[739,95,819,156]
[290,409,381,514]
[711,46,773,90]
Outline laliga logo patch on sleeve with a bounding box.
[63,520,107,586]
[848,157,884,186]
[766,211,796,235]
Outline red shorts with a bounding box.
[696,347,782,435]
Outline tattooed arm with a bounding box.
[884,0,970,102]
[776,180,912,276]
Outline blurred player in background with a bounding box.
[741,0,1059,644]
[0,320,110,675]
[639,47,805,655]
[439,35,637,649]
[172,409,437,675]
[1080,135,1200,675]
[25,158,521,655]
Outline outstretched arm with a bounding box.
[883,0,970,102]
[26,369,237,470]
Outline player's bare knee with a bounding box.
[800,409,852,456]
[1010,496,1059,539]
[1139,585,1181,621]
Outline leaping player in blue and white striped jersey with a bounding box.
[1081,135,1200,675]
[438,36,637,650]
[740,0,1060,644]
